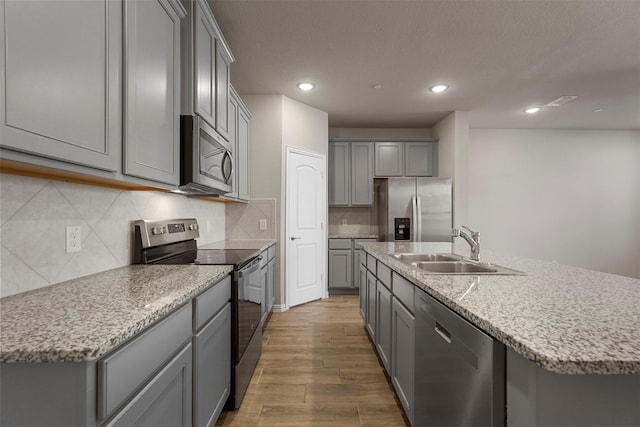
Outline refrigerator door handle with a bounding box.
[412,196,418,241]
[417,196,422,241]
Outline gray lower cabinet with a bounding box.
[0,276,231,427]
[359,262,367,320]
[193,303,231,427]
[366,270,377,339]
[261,245,277,325]
[105,344,193,427]
[329,249,353,288]
[375,280,392,374]
[391,297,415,425]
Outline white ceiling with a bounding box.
[209,0,640,130]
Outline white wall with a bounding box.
[0,174,226,296]
[468,129,640,278]
[433,111,470,226]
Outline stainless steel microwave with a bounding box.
[179,115,233,196]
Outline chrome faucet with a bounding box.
[452,226,480,261]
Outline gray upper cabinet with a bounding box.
[1,0,122,172]
[375,140,439,178]
[350,142,375,205]
[328,141,374,206]
[181,0,234,140]
[328,142,350,205]
[226,93,240,199]
[123,0,185,185]
[236,95,251,201]
[404,141,437,176]
[375,142,404,177]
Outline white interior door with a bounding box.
[286,147,327,308]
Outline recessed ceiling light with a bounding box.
[429,84,449,93]
[524,107,541,114]
[371,84,383,89]
[297,82,315,91]
[593,109,603,113]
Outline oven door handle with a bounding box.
[238,256,263,277]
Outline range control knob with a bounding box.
[189,224,198,231]
[152,227,165,235]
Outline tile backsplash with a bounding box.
[226,198,277,239]
[0,174,225,297]
[329,207,377,236]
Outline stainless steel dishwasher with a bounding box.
[415,289,505,427]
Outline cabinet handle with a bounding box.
[435,322,452,344]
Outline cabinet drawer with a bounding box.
[194,276,231,332]
[98,302,192,420]
[367,254,377,274]
[267,244,276,261]
[392,273,415,314]
[377,262,392,289]
[329,238,352,249]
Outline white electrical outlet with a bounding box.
[341,218,348,225]
[259,219,267,231]
[66,226,81,253]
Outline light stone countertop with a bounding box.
[0,264,233,363]
[361,242,640,375]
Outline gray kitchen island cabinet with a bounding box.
[123,0,186,186]
[328,141,374,206]
[0,0,122,172]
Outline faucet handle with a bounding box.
[461,225,479,240]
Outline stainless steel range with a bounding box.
[133,218,263,410]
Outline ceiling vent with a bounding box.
[545,96,578,107]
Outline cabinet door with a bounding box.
[328,249,353,289]
[405,142,436,176]
[106,344,192,427]
[328,142,350,206]
[123,0,183,185]
[375,142,403,177]
[215,41,231,141]
[193,304,231,427]
[350,142,374,205]
[226,92,239,199]
[353,249,362,289]
[391,298,415,424]
[376,282,392,375]
[237,105,251,201]
[193,0,216,128]
[1,0,121,171]
[366,271,377,339]
[267,259,275,313]
[359,263,367,321]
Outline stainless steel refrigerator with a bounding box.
[377,177,452,242]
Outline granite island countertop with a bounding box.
[361,242,640,375]
[0,264,233,363]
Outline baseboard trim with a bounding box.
[272,304,287,312]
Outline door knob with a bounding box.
[290,236,301,241]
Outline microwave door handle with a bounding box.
[222,150,233,184]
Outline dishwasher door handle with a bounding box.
[435,322,452,344]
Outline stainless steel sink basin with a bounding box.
[391,253,461,262]
[388,253,526,275]
[416,261,498,273]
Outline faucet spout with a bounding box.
[451,226,480,261]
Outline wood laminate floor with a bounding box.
[216,295,410,426]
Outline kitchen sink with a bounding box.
[388,253,525,275]
[391,253,462,262]
[416,261,498,273]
